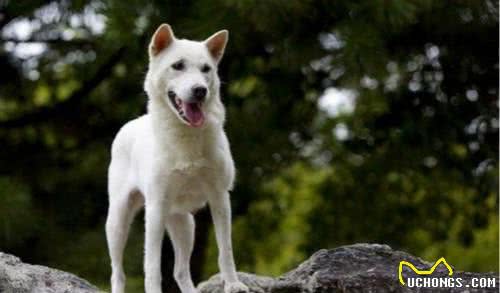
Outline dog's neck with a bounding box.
[147,94,225,161]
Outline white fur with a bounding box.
[105,24,248,293]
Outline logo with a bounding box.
[398,257,453,285]
[398,257,497,289]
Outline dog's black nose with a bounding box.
[192,86,207,101]
[167,90,176,99]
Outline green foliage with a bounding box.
[0,177,38,248]
[421,214,499,273]
[0,0,497,292]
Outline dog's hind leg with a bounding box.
[106,188,143,293]
[166,213,197,293]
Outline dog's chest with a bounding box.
[149,124,233,213]
[160,140,227,213]
[166,165,212,212]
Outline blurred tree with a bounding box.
[0,0,497,292]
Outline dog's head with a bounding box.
[145,24,228,128]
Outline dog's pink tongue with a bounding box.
[183,102,204,127]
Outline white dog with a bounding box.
[105,23,248,293]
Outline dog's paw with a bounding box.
[224,281,249,293]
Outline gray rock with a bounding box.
[1,244,497,293]
[198,244,499,293]
[0,252,99,293]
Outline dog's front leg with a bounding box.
[166,213,197,293]
[209,191,249,293]
[144,198,166,293]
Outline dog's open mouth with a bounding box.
[169,96,205,127]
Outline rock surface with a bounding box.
[0,252,99,293]
[198,243,499,293]
[1,244,498,293]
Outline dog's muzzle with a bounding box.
[167,89,206,127]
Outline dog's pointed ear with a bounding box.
[149,24,175,57]
[205,30,228,63]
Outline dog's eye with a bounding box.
[201,64,211,73]
[172,61,185,71]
